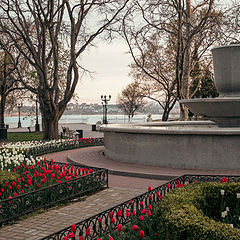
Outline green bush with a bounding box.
[155,182,240,240]
[0,170,19,188]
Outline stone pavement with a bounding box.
[0,187,143,240]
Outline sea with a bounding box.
[4,114,166,128]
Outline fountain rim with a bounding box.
[100,122,240,135]
[211,44,240,51]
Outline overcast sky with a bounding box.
[75,39,133,105]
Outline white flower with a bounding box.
[220,190,225,196]
[230,224,233,228]
[221,212,226,218]
[237,193,240,199]
[226,207,230,212]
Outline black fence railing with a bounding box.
[42,174,240,240]
[0,161,108,225]
[27,137,104,157]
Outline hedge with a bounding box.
[154,182,240,240]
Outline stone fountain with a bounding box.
[181,44,240,127]
[100,44,240,170]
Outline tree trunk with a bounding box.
[42,113,59,140]
[180,0,192,121]
[162,109,170,121]
[0,92,5,128]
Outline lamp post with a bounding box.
[101,95,111,124]
[31,95,40,132]
[35,98,40,131]
[17,102,22,128]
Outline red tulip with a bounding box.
[140,201,144,207]
[111,217,115,224]
[149,195,153,200]
[98,217,102,223]
[68,232,75,238]
[148,209,151,216]
[132,225,139,230]
[86,227,90,236]
[71,224,76,232]
[132,210,136,216]
[118,210,122,217]
[142,209,146,215]
[109,212,113,218]
[149,204,152,211]
[148,186,152,191]
[37,184,41,188]
[118,224,122,232]
[139,230,145,238]
[140,215,143,221]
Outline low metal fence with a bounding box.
[42,174,240,240]
[0,162,108,225]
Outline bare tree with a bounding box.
[117,82,145,121]
[0,0,129,139]
[0,45,27,128]
[128,33,177,121]
[122,0,225,120]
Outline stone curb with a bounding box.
[67,155,178,181]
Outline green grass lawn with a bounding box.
[7,132,44,142]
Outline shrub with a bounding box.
[0,170,19,188]
[155,182,240,240]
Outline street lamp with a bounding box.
[17,102,22,128]
[31,95,40,132]
[101,95,111,124]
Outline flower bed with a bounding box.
[42,175,240,240]
[2,137,104,158]
[0,138,107,224]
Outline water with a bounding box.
[5,114,164,128]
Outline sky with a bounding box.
[75,40,133,105]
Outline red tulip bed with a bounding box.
[0,139,107,224]
[65,186,163,240]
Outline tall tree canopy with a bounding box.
[122,0,227,120]
[0,0,129,139]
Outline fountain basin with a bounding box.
[100,122,240,170]
[180,97,240,127]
